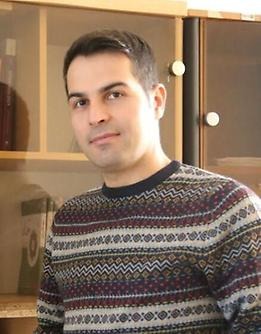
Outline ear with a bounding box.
[152,83,167,120]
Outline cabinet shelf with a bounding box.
[207,164,261,176]
[207,165,261,195]
[0,295,36,319]
[0,151,95,172]
[0,151,87,161]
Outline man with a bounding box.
[35,30,261,333]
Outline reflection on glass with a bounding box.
[203,19,261,195]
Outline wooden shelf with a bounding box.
[0,151,87,161]
[207,164,261,176]
[207,165,261,195]
[0,295,36,319]
[0,151,99,172]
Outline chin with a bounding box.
[93,157,130,172]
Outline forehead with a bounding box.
[67,52,136,87]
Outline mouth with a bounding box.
[89,132,120,145]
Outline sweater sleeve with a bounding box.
[34,230,64,334]
[204,183,261,333]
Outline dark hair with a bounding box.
[63,30,158,96]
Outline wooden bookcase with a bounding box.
[1,1,261,333]
[0,1,185,332]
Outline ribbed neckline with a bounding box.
[102,160,180,199]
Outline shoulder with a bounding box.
[172,162,260,220]
[174,163,255,197]
[54,186,104,220]
[175,162,234,184]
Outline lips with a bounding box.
[89,132,120,144]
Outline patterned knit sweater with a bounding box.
[35,161,261,334]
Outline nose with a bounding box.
[88,101,110,127]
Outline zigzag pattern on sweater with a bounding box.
[37,162,261,333]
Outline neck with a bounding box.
[102,150,171,188]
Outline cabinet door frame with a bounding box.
[6,0,187,17]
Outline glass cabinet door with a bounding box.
[0,0,181,303]
[0,3,40,152]
[201,19,261,195]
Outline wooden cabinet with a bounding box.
[201,19,261,195]
[0,1,184,332]
[1,1,261,332]
[183,17,261,196]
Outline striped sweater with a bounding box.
[35,161,261,333]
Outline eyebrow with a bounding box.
[67,81,128,101]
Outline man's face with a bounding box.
[67,52,165,174]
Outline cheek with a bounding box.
[134,106,155,132]
[124,113,150,146]
[123,103,153,137]
[121,111,142,135]
[71,113,86,132]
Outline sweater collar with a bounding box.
[102,160,180,199]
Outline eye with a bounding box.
[107,91,123,100]
[69,98,88,110]
[75,99,87,107]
